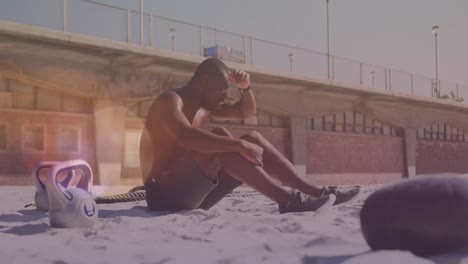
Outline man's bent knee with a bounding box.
[211,127,233,137]
[240,130,264,143]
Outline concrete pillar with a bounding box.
[289,116,308,176]
[404,128,417,178]
[93,99,126,185]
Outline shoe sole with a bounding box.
[315,194,336,214]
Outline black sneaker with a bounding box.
[321,185,360,205]
[278,190,336,214]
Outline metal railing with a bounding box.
[1,0,467,104]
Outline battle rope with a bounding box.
[94,186,145,204]
[93,186,262,204]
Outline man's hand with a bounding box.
[228,69,250,89]
[239,140,263,166]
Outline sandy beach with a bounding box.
[0,184,467,264]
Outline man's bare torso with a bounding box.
[140,90,209,184]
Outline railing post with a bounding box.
[456,84,459,100]
[63,0,67,32]
[410,74,414,95]
[385,69,388,90]
[431,79,435,98]
[214,27,218,46]
[331,56,335,80]
[434,80,438,98]
[359,63,363,85]
[437,80,442,98]
[250,37,254,65]
[149,15,153,47]
[200,25,204,56]
[242,35,246,64]
[388,69,392,90]
[127,9,131,43]
[139,0,144,46]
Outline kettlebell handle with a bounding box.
[46,160,93,210]
[33,161,60,191]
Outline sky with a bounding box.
[2,0,467,91]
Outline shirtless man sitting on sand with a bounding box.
[139,57,360,213]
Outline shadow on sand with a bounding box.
[429,247,468,264]
[98,205,174,219]
[98,205,220,220]
[2,223,51,236]
[0,209,47,223]
[302,252,368,264]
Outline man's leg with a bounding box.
[198,169,243,210]
[197,128,243,210]
[139,127,154,182]
[194,127,290,207]
[240,131,322,196]
[240,131,360,205]
[194,127,332,212]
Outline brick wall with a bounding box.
[0,109,95,175]
[416,139,468,174]
[306,131,405,185]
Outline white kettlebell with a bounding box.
[33,161,89,211]
[33,161,59,211]
[45,159,98,228]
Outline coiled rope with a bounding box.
[94,186,146,204]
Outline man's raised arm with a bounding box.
[212,69,257,119]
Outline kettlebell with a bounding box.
[33,161,88,211]
[45,159,98,228]
[33,161,62,211]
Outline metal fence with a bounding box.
[0,0,466,103]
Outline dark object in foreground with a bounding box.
[360,174,468,257]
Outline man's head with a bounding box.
[190,57,230,111]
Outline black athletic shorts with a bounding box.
[145,153,243,211]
